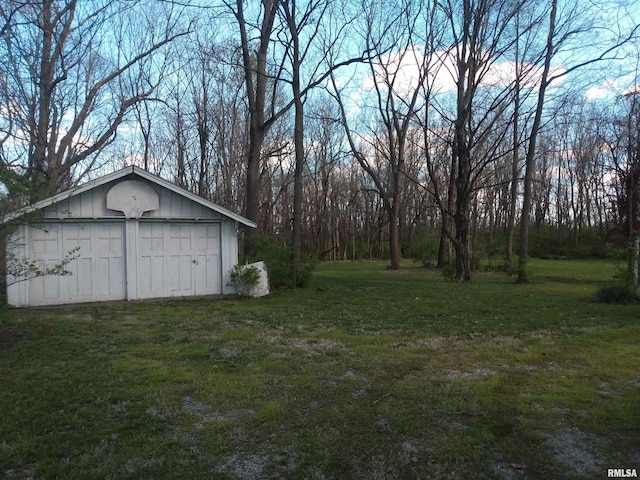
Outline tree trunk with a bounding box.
[437,227,449,268]
[437,155,457,268]
[286,0,305,287]
[518,0,557,283]
[389,197,401,270]
[235,0,280,252]
[454,202,472,281]
[454,115,472,281]
[245,128,265,237]
[506,59,520,270]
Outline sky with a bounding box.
[344,0,640,109]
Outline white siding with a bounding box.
[64,223,126,302]
[6,171,247,307]
[148,189,223,220]
[43,184,117,219]
[137,222,222,299]
[8,222,126,306]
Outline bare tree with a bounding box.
[227,0,286,239]
[600,86,640,293]
[280,0,330,284]
[330,0,433,270]
[517,0,639,282]
[517,0,557,282]
[0,0,190,200]
[439,0,522,280]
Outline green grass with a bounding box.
[1,258,638,479]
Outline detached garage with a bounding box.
[4,166,256,307]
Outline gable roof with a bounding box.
[1,166,256,228]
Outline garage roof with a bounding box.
[1,166,257,228]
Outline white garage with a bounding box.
[4,166,255,307]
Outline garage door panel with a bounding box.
[167,254,193,293]
[95,255,125,299]
[196,254,220,294]
[30,259,62,302]
[196,224,218,250]
[194,224,221,295]
[96,224,124,254]
[80,224,124,302]
[31,226,60,256]
[66,256,92,298]
[27,226,62,305]
[138,222,221,299]
[42,264,61,300]
[22,223,125,305]
[73,223,125,302]
[78,257,93,297]
[169,225,191,250]
[139,254,164,296]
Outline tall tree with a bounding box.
[280,0,329,284]
[331,0,432,270]
[517,0,639,283]
[516,0,557,283]
[599,86,640,293]
[228,0,286,240]
[0,0,190,200]
[440,0,522,280]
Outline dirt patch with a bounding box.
[397,334,520,352]
[541,427,608,476]
[490,461,528,480]
[257,333,350,357]
[212,449,298,479]
[182,396,254,426]
[446,368,496,380]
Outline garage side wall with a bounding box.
[221,220,239,295]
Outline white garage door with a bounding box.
[138,222,221,299]
[27,222,126,305]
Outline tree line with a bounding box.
[1,0,639,287]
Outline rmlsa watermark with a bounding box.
[608,468,638,478]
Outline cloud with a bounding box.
[363,46,566,98]
[585,79,620,100]
[584,77,640,100]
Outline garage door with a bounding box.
[26,222,126,305]
[138,222,221,299]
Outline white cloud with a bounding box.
[622,84,640,96]
[584,77,640,100]
[585,79,621,100]
[363,46,566,99]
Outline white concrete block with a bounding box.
[242,261,270,297]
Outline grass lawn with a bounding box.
[1,258,638,479]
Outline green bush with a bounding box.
[408,226,440,266]
[604,243,626,261]
[246,236,316,289]
[594,284,636,304]
[247,236,292,289]
[296,258,317,289]
[441,262,456,280]
[228,264,261,297]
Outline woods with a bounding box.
[1,0,640,285]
